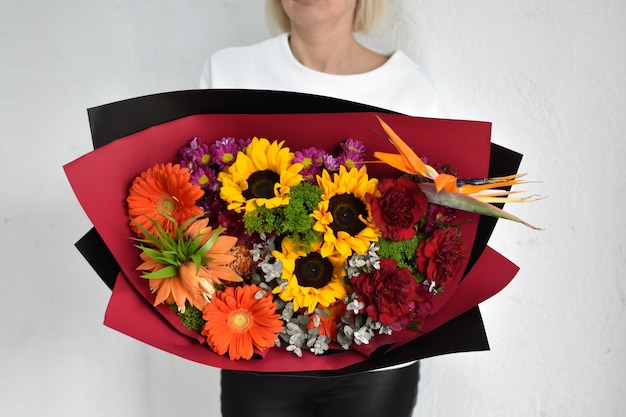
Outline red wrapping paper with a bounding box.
[64,112,518,372]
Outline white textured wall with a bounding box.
[393,2,626,416]
[1,1,624,416]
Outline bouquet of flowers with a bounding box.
[65,90,537,372]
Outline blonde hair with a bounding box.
[265,0,387,34]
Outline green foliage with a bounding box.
[377,235,425,280]
[244,182,323,247]
[172,303,206,333]
[131,213,223,279]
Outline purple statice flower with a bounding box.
[179,137,211,173]
[190,166,218,192]
[293,147,327,183]
[209,137,242,168]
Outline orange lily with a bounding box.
[372,115,542,229]
[133,214,244,312]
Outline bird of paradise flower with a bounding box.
[372,115,542,230]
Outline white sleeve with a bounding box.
[199,58,211,89]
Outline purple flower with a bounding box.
[196,193,225,227]
[237,138,252,150]
[323,154,339,172]
[293,147,327,183]
[179,137,211,172]
[340,138,366,156]
[337,138,366,170]
[209,137,243,168]
[190,166,218,191]
[180,137,205,154]
[424,204,456,232]
[337,149,364,170]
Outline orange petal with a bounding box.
[434,173,459,193]
[153,280,172,307]
[210,235,238,253]
[375,115,427,176]
[179,262,200,288]
[210,265,244,282]
[457,174,531,195]
[207,253,237,264]
[169,278,189,312]
[371,152,418,175]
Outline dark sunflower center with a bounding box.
[242,170,280,199]
[328,193,367,235]
[294,252,333,289]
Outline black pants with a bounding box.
[221,362,419,417]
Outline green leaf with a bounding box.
[140,265,179,279]
[189,252,203,268]
[160,250,180,263]
[131,221,163,248]
[197,225,222,259]
[138,246,167,261]
[418,183,542,230]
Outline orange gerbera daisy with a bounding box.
[128,162,204,238]
[201,285,283,360]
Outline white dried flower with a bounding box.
[345,298,365,315]
[345,243,381,277]
[286,344,303,357]
[309,335,331,355]
[280,302,295,321]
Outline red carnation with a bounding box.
[416,227,466,286]
[366,176,427,241]
[352,258,419,330]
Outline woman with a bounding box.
[201,0,442,117]
[200,1,443,416]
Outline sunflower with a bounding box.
[128,163,204,238]
[218,137,303,213]
[272,238,348,314]
[312,165,381,258]
[201,284,283,360]
[137,217,242,313]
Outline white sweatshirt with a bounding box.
[200,33,443,117]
